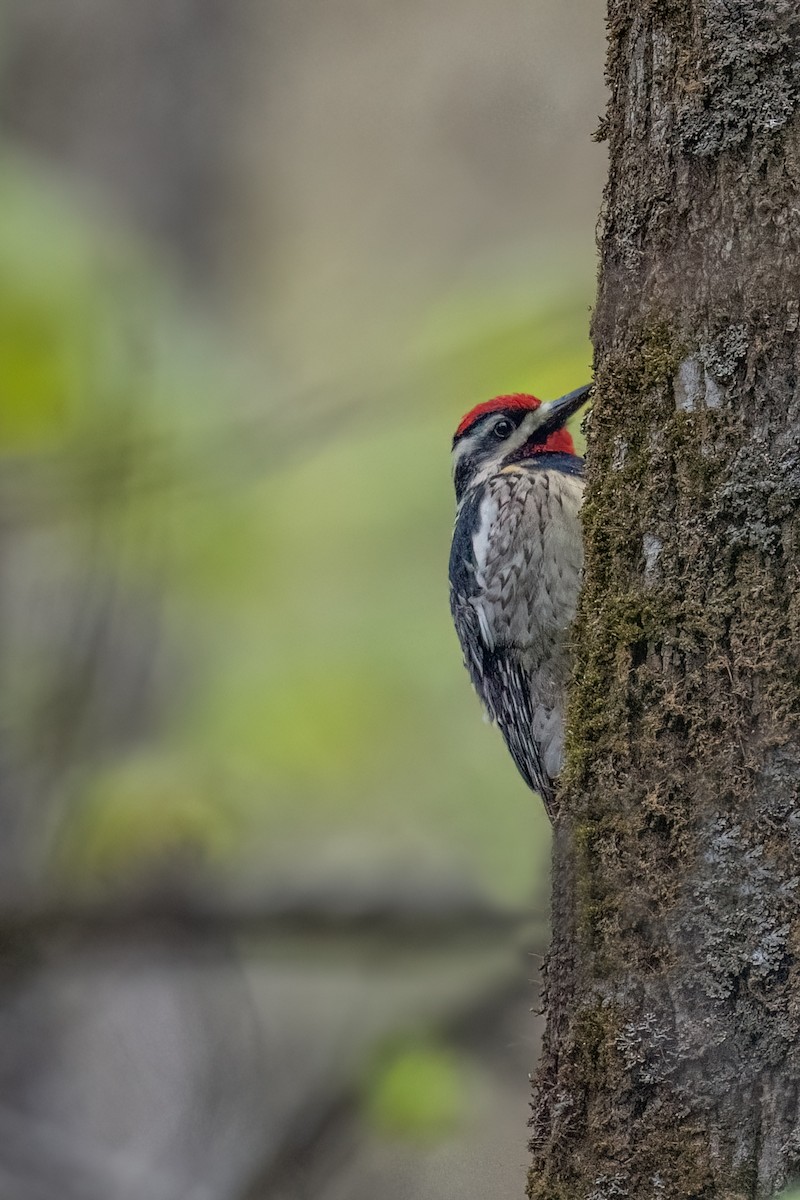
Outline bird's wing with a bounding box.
[479,646,556,817]
[449,485,499,698]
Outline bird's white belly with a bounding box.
[470,466,584,775]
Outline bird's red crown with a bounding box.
[455,393,541,439]
[454,392,576,456]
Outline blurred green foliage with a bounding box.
[60,752,237,889]
[1,146,594,905]
[0,155,155,452]
[362,1037,467,1140]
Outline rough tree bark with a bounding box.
[529,4,800,1198]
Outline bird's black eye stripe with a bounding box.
[494,418,514,439]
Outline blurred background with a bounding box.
[0,2,605,1197]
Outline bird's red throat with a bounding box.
[522,427,576,456]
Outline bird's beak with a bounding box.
[537,383,593,437]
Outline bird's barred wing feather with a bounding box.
[448,487,488,691]
[449,585,557,816]
[481,647,556,817]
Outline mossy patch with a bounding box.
[533,306,800,1193]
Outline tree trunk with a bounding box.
[529,4,800,1198]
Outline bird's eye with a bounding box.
[493,418,513,439]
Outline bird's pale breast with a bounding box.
[469,464,584,777]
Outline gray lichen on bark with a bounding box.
[529,2,800,1198]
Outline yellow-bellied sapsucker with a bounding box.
[448,385,591,820]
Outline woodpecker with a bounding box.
[448,385,591,820]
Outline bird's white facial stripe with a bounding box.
[469,410,542,474]
[499,410,541,457]
[452,428,482,478]
[452,408,544,481]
